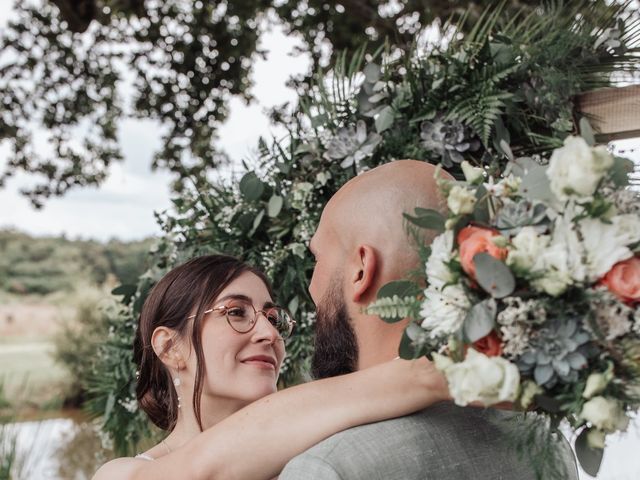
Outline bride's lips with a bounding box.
[240,355,277,370]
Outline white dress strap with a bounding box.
[135,453,155,461]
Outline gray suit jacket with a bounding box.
[280,403,578,479]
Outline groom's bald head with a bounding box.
[309,160,451,372]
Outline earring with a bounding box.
[173,375,182,409]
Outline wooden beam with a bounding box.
[576,85,640,141]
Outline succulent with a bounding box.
[323,120,382,169]
[495,198,549,235]
[517,317,592,387]
[420,118,480,167]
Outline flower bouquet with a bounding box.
[368,135,640,477]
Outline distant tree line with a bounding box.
[0,229,152,295]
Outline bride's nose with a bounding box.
[251,313,279,343]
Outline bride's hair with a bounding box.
[133,254,272,432]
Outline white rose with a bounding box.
[420,284,470,338]
[580,214,640,280]
[580,396,630,433]
[530,241,574,296]
[447,185,476,215]
[441,349,520,406]
[461,160,484,184]
[425,231,455,290]
[507,227,550,272]
[546,136,610,201]
[592,145,615,172]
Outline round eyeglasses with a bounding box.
[188,299,296,339]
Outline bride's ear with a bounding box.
[151,326,185,369]
[350,244,378,304]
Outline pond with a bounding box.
[2,411,640,479]
[2,411,110,480]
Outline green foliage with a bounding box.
[52,289,114,406]
[0,230,152,295]
[87,1,639,454]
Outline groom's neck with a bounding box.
[354,315,409,370]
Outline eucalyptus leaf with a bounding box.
[249,209,265,236]
[399,323,426,359]
[377,280,421,299]
[403,208,445,232]
[499,139,514,161]
[473,185,490,224]
[267,195,284,217]
[579,117,596,146]
[518,165,554,203]
[575,428,604,477]
[610,156,634,187]
[375,105,395,133]
[464,298,497,342]
[288,296,299,316]
[473,253,515,298]
[239,172,265,201]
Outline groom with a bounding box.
[280,160,578,479]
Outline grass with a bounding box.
[0,340,69,412]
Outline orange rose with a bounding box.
[472,331,503,357]
[457,226,508,279]
[601,256,640,303]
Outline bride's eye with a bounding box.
[227,305,248,318]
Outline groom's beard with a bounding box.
[311,281,359,379]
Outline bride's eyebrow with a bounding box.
[215,294,276,309]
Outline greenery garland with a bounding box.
[86,1,640,454]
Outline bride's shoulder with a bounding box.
[92,456,147,480]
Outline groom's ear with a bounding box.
[350,244,377,303]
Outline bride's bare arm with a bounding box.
[95,357,449,480]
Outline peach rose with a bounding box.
[600,256,640,303]
[457,226,508,279]
[472,331,503,357]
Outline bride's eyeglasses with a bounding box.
[188,299,296,339]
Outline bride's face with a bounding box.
[192,271,286,406]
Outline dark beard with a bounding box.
[311,281,358,379]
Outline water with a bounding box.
[2,414,109,480]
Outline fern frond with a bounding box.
[366,295,416,320]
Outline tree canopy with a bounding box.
[0,0,546,207]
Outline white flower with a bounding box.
[580,396,629,433]
[440,349,520,406]
[580,214,640,280]
[425,231,455,290]
[546,136,613,201]
[518,380,543,409]
[583,373,609,399]
[461,160,484,184]
[507,227,551,272]
[483,174,522,197]
[447,185,476,215]
[420,284,470,338]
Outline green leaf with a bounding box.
[403,208,446,232]
[267,195,284,217]
[377,280,421,299]
[579,117,596,146]
[473,185,490,224]
[610,156,634,187]
[473,253,515,298]
[363,63,381,83]
[239,172,265,201]
[249,209,265,236]
[366,295,415,323]
[518,165,554,203]
[375,105,395,133]
[288,296,299,316]
[575,428,604,477]
[464,298,497,342]
[399,323,426,359]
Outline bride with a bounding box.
[93,254,450,480]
